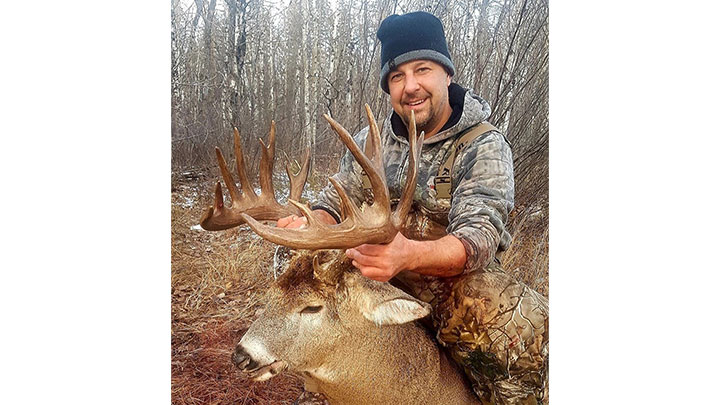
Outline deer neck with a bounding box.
[299,321,466,404]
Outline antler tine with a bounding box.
[287,148,311,202]
[363,104,384,176]
[312,254,342,284]
[233,127,257,200]
[286,199,321,228]
[215,147,242,203]
[408,110,417,143]
[258,121,277,199]
[200,181,231,231]
[328,177,364,223]
[323,113,390,211]
[213,182,224,210]
[392,110,424,229]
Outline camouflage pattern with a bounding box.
[389,258,548,404]
[431,263,547,404]
[313,84,548,404]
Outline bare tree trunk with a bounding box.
[301,0,313,166]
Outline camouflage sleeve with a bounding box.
[312,127,370,220]
[447,131,514,272]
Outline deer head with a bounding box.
[231,249,430,382]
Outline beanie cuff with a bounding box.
[379,49,456,93]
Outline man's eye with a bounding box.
[300,305,323,314]
[390,74,402,81]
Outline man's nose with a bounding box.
[404,73,420,94]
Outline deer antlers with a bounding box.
[240,104,423,250]
[200,104,423,250]
[200,122,310,231]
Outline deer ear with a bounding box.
[356,278,431,325]
[363,296,430,325]
[272,246,295,280]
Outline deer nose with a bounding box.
[232,344,259,370]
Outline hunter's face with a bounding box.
[387,59,452,137]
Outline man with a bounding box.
[280,11,548,405]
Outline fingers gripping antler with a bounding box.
[200,123,311,231]
[241,105,424,250]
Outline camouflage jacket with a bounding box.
[314,84,514,272]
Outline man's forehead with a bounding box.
[391,59,444,72]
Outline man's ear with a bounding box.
[349,274,431,325]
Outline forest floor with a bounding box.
[171,169,305,404]
[170,168,548,404]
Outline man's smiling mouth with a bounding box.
[406,98,427,108]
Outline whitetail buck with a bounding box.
[200,106,481,404]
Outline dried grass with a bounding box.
[502,204,549,297]
[172,171,303,404]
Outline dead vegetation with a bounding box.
[171,170,304,404]
[503,204,549,297]
[171,168,548,404]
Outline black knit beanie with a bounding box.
[377,12,455,94]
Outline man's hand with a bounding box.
[277,214,308,229]
[346,233,468,281]
[277,209,338,229]
[345,232,415,282]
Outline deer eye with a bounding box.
[300,305,323,314]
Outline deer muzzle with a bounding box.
[232,345,258,370]
[232,344,287,381]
